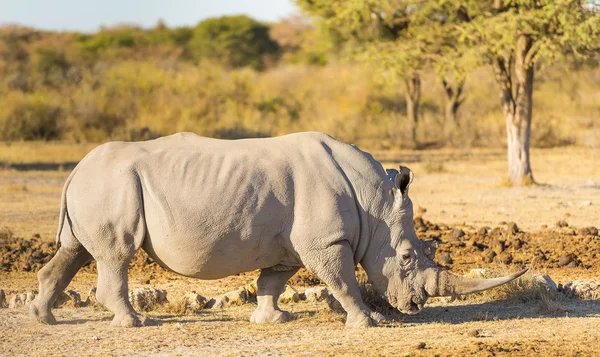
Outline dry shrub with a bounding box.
[161,298,190,315]
[422,160,446,173]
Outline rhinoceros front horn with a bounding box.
[424,268,528,297]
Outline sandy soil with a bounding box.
[1,146,600,356]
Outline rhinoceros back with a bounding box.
[64,132,387,279]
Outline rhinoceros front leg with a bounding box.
[303,242,385,328]
[250,267,299,324]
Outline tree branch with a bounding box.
[524,40,541,68]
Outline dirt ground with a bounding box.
[1,146,600,356]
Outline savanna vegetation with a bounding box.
[0,1,599,184]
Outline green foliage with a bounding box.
[188,15,279,70]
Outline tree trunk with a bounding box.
[405,74,421,147]
[442,79,464,128]
[492,35,536,185]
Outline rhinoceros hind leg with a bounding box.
[95,260,145,328]
[30,245,92,325]
[302,241,381,328]
[250,267,299,324]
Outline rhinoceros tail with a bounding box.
[56,165,80,246]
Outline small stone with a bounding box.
[91,336,100,341]
[451,228,465,239]
[304,287,328,302]
[207,289,250,309]
[506,222,519,235]
[483,250,496,264]
[491,239,506,254]
[556,220,569,228]
[54,290,83,308]
[531,274,557,292]
[129,287,168,312]
[558,254,576,267]
[580,200,592,206]
[496,252,513,265]
[476,227,488,236]
[439,254,453,265]
[540,224,548,229]
[183,292,208,311]
[411,342,426,350]
[278,285,300,303]
[0,290,6,308]
[468,329,481,338]
[567,261,578,269]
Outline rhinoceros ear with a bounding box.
[396,166,413,196]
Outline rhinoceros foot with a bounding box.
[250,309,292,324]
[111,313,148,328]
[29,303,57,325]
[345,309,385,328]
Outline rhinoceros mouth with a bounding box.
[400,296,424,315]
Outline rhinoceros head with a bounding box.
[367,166,527,315]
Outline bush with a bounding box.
[0,96,64,141]
[188,15,279,70]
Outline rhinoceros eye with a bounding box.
[401,253,411,262]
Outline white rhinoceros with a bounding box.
[30,132,525,328]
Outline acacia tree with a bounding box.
[453,0,600,185]
[295,0,425,146]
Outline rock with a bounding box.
[411,342,426,350]
[578,227,599,236]
[9,292,36,309]
[468,329,481,338]
[207,289,250,309]
[567,261,578,269]
[558,254,577,267]
[54,290,83,308]
[304,287,328,302]
[580,200,592,207]
[451,228,465,239]
[564,280,600,299]
[182,292,208,311]
[0,290,6,308]
[495,252,513,265]
[509,238,523,250]
[556,220,569,228]
[439,254,453,265]
[506,222,519,235]
[129,287,168,312]
[476,227,488,236]
[483,250,496,264]
[278,285,300,303]
[466,268,492,279]
[531,274,557,292]
[491,239,506,254]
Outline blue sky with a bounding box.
[0,0,298,32]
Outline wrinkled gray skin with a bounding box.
[30,132,526,328]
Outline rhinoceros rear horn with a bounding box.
[425,268,528,297]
